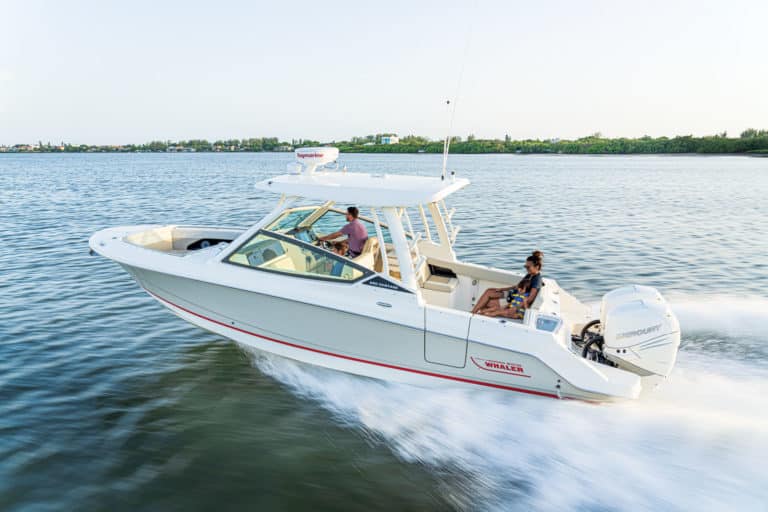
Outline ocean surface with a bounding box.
[1,153,767,511]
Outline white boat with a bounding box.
[90,147,681,401]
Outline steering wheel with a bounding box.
[578,319,604,359]
[288,226,319,244]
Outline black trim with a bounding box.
[224,229,374,284]
[363,276,414,294]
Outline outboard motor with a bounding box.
[580,285,680,379]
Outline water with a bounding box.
[1,153,767,511]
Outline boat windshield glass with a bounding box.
[311,209,384,242]
[267,207,319,233]
[311,209,416,244]
[225,230,368,282]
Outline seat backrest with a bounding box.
[352,236,379,270]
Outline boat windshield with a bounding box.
[267,207,320,233]
[311,209,393,243]
[225,230,369,282]
[267,206,411,245]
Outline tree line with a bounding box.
[337,130,768,155]
[4,130,767,154]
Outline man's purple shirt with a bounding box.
[340,219,368,256]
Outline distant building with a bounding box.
[380,135,399,145]
[275,145,293,152]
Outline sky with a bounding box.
[0,0,766,145]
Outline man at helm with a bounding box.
[317,206,368,258]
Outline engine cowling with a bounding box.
[600,285,681,377]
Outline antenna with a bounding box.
[440,1,475,182]
[441,100,451,181]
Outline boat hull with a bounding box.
[124,264,630,402]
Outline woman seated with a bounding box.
[471,251,543,319]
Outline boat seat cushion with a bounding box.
[352,236,379,270]
[423,275,458,293]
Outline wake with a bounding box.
[670,293,768,339]
[249,294,768,511]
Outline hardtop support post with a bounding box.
[418,204,432,242]
[370,208,390,278]
[427,201,456,261]
[382,207,417,290]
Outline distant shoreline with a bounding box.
[2,133,767,156]
[3,151,767,157]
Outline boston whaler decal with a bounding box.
[471,357,530,377]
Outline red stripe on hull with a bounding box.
[146,290,562,399]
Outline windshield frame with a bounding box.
[265,206,323,233]
[223,228,374,284]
